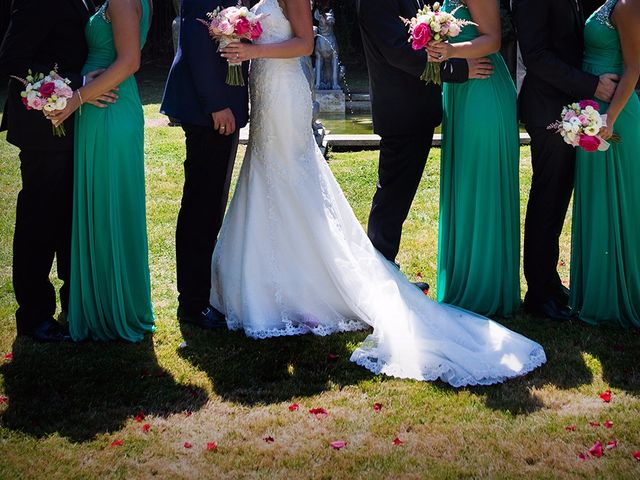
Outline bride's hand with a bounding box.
[426,41,452,63]
[48,91,82,128]
[221,42,259,63]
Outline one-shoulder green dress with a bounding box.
[570,0,640,328]
[69,0,155,341]
[437,0,521,317]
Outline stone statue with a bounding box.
[300,56,326,149]
[313,9,341,91]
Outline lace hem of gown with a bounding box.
[350,342,547,387]
[226,317,370,339]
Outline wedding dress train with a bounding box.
[210,0,545,387]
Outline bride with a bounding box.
[213,0,545,387]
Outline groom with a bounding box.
[0,0,95,342]
[514,0,618,320]
[357,0,493,279]
[161,0,249,329]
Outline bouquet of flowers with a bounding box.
[548,100,620,152]
[403,2,476,85]
[11,66,74,137]
[199,2,265,86]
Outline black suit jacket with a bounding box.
[161,0,250,128]
[514,0,599,129]
[0,0,93,151]
[357,0,469,136]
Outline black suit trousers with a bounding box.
[368,131,434,262]
[176,124,239,314]
[13,149,73,334]
[523,126,575,306]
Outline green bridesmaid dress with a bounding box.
[69,0,155,342]
[437,0,521,317]
[570,0,640,328]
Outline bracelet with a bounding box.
[76,90,84,115]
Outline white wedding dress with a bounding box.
[210,0,546,387]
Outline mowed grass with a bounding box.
[1,98,640,479]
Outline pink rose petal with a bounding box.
[330,441,347,450]
[588,441,604,458]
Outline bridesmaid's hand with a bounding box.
[599,123,615,141]
[221,41,259,63]
[426,41,453,63]
[49,91,82,128]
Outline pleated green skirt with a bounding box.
[437,52,521,318]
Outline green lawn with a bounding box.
[1,93,639,479]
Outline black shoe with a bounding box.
[413,281,430,293]
[31,318,71,343]
[524,299,574,321]
[178,305,227,330]
[555,285,570,307]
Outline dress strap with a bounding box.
[594,0,618,29]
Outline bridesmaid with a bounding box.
[428,0,521,317]
[570,0,640,328]
[50,0,155,341]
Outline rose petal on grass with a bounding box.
[578,453,589,461]
[392,437,404,446]
[183,442,193,449]
[373,403,383,412]
[565,425,576,432]
[142,424,151,433]
[588,441,604,458]
[263,436,275,443]
[3,353,13,361]
[288,403,299,412]
[633,451,640,461]
[309,407,328,417]
[110,440,124,447]
[606,440,617,450]
[604,420,614,429]
[134,411,145,423]
[0,396,7,404]
[207,442,218,451]
[330,441,347,450]
[588,421,600,427]
[599,390,612,403]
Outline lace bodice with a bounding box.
[252,0,293,44]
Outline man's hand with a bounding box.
[84,68,119,108]
[594,73,620,103]
[467,57,494,80]
[212,108,236,136]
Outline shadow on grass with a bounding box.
[178,323,376,406]
[176,312,640,415]
[470,313,640,414]
[0,334,207,443]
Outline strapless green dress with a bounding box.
[69,0,155,341]
[437,0,521,317]
[570,0,640,328]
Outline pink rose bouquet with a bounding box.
[548,100,620,152]
[199,2,265,86]
[402,2,475,85]
[11,66,74,137]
